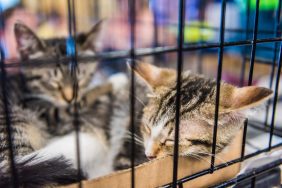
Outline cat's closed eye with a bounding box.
[164,139,174,146]
[26,75,42,81]
[48,81,60,89]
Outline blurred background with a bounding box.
[0,0,280,84]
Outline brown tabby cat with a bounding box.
[131,62,273,159]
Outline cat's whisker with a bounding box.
[124,136,144,146]
[188,153,211,166]
[188,153,214,167]
[132,137,144,145]
[195,152,228,167]
[125,91,146,107]
[196,151,228,165]
[131,132,143,141]
[130,135,143,143]
[129,136,143,144]
[135,98,145,107]
[187,154,201,161]
[125,130,142,139]
[124,131,144,145]
[133,138,144,145]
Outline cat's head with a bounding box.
[132,62,273,159]
[14,21,102,106]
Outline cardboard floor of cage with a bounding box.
[61,130,243,188]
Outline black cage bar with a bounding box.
[1,0,282,188]
[66,0,83,187]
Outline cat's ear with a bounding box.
[80,20,103,51]
[14,22,46,60]
[129,61,176,91]
[220,84,273,112]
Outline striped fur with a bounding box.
[0,106,48,161]
[0,21,108,186]
[14,22,104,134]
[0,97,84,187]
[132,62,273,159]
[11,21,147,182]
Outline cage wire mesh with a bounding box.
[0,0,282,187]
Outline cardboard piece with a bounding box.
[62,129,243,188]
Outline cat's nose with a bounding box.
[61,87,74,103]
[145,142,159,160]
[146,155,157,160]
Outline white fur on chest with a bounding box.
[107,73,132,162]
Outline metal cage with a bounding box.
[1,0,282,187]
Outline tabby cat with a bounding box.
[0,21,273,188]
[0,94,82,187]
[14,21,106,134]
[0,21,115,187]
[131,62,273,159]
[0,21,148,187]
[14,21,148,171]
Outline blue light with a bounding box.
[66,37,75,56]
[0,0,20,11]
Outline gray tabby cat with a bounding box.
[14,21,105,134]
[0,22,147,188]
[14,22,148,171]
[0,96,83,188]
[14,19,119,168]
[0,21,114,188]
